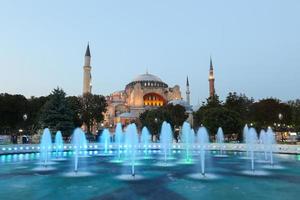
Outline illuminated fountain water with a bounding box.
[160,121,173,163]
[141,127,150,156]
[40,128,52,167]
[125,123,138,176]
[243,125,249,157]
[72,128,87,173]
[54,131,63,158]
[248,128,258,171]
[259,129,268,160]
[197,127,209,175]
[266,127,276,165]
[216,127,225,156]
[100,129,111,154]
[115,123,123,160]
[182,122,193,162]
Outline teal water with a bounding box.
[0,151,299,200]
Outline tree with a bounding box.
[80,93,107,134]
[66,96,82,127]
[139,104,188,140]
[0,93,28,135]
[288,99,300,132]
[249,98,292,129]
[224,92,253,125]
[139,108,170,140]
[164,104,188,128]
[194,95,222,128]
[201,107,243,138]
[40,88,74,136]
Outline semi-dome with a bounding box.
[168,99,193,111]
[132,73,163,83]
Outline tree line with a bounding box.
[139,92,300,141]
[1,89,299,140]
[0,88,107,137]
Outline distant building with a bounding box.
[81,44,216,127]
[104,72,183,125]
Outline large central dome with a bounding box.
[132,73,163,82]
[126,72,168,88]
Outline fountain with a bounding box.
[40,128,52,167]
[197,127,209,175]
[243,124,249,156]
[125,123,138,176]
[54,131,63,158]
[100,129,111,154]
[266,127,275,165]
[248,128,258,171]
[160,121,173,163]
[72,128,87,173]
[141,127,150,156]
[182,122,192,162]
[259,129,267,160]
[216,127,225,156]
[115,123,123,160]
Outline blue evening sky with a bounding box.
[0,0,299,106]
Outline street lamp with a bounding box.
[278,113,284,142]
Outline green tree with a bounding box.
[194,95,222,128]
[164,104,188,128]
[249,98,292,129]
[224,92,253,124]
[80,93,107,134]
[25,96,49,134]
[0,93,28,135]
[40,88,74,136]
[139,108,170,140]
[288,99,300,132]
[66,96,82,127]
[201,107,243,138]
[139,104,188,140]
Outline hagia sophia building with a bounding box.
[82,44,215,128]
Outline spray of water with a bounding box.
[216,127,224,155]
[55,131,63,158]
[197,127,209,175]
[40,128,52,167]
[160,121,173,163]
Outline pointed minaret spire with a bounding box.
[208,56,215,97]
[83,43,92,94]
[186,76,190,105]
[85,42,91,57]
[186,76,190,86]
[210,56,213,70]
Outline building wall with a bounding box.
[104,80,182,126]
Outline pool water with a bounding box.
[0,151,299,200]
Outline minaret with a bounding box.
[209,57,215,97]
[186,76,190,105]
[83,43,92,94]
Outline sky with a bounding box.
[0,0,299,106]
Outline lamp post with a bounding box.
[154,118,158,142]
[278,113,284,142]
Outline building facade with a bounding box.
[104,72,183,125]
[81,44,216,128]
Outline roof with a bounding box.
[168,99,193,111]
[132,73,163,83]
[118,112,136,118]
